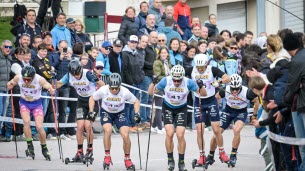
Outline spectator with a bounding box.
[135,1,149,30]
[80,53,89,68]
[169,38,183,66]
[259,32,268,37]
[23,48,32,65]
[109,39,123,75]
[216,35,226,49]
[96,41,112,76]
[75,19,93,53]
[206,37,217,60]
[36,0,62,27]
[0,40,13,142]
[122,35,144,132]
[188,23,201,46]
[157,33,167,49]
[32,35,43,53]
[210,46,226,74]
[244,30,254,46]
[15,9,42,48]
[197,40,207,54]
[42,31,56,55]
[220,30,232,40]
[158,18,181,47]
[11,33,37,61]
[180,40,188,53]
[205,14,219,37]
[66,18,79,47]
[236,33,247,74]
[182,44,196,69]
[277,28,292,42]
[85,47,98,71]
[232,31,241,39]
[174,0,192,40]
[200,26,209,41]
[225,41,239,76]
[51,12,72,49]
[72,42,85,57]
[148,0,162,26]
[138,14,158,37]
[160,5,179,32]
[118,6,138,46]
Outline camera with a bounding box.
[63,47,67,53]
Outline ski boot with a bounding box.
[124,156,135,171]
[83,148,94,165]
[168,160,175,171]
[25,144,35,160]
[178,163,188,171]
[65,149,84,165]
[204,155,215,169]
[42,146,51,161]
[103,155,113,170]
[192,155,206,169]
[219,151,230,164]
[228,155,237,167]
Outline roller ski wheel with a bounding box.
[25,149,35,160]
[125,157,135,171]
[228,155,237,168]
[178,163,188,171]
[103,155,112,170]
[65,158,70,165]
[168,160,175,171]
[204,155,215,169]
[192,155,206,169]
[66,149,84,164]
[42,146,51,161]
[83,148,94,164]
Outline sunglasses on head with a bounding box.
[109,87,120,91]
[230,87,241,91]
[230,47,238,50]
[4,46,13,49]
[23,77,33,82]
[158,39,165,42]
[96,66,104,70]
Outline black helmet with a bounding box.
[21,66,36,78]
[108,73,121,87]
[68,60,82,76]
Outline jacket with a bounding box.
[51,24,72,49]
[148,6,162,25]
[209,59,226,75]
[138,24,158,38]
[0,50,12,92]
[15,22,42,48]
[108,50,122,75]
[31,55,52,83]
[173,1,191,30]
[255,107,268,140]
[77,32,93,53]
[224,52,238,76]
[144,44,157,77]
[96,52,112,76]
[68,28,79,47]
[158,27,182,47]
[153,59,172,82]
[169,50,183,66]
[135,12,147,30]
[49,52,70,82]
[121,45,145,85]
[204,21,219,37]
[182,52,194,69]
[118,15,138,45]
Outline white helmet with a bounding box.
[171,65,185,80]
[194,54,209,67]
[230,74,242,88]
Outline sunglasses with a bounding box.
[158,39,165,42]
[109,87,120,91]
[4,46,13,49]
[230,87,241,91]
[230,47,238,50]
[172,79,182,83]
[23,77,33,82]
[105,47,112,51]
[96,66,104,70]
[196,66,206,70]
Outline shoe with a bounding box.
[156,129,165,134]
[32,134,39,141]
[0,136,11,142]
[219,150,230,163]
[196,155,206,165]
[47,134,57,140]
[60,134,71,140]
[150,127,157,133]
[67,134,77,140]
[12,135,26,141]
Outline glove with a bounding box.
[152,75,159,85]
[211,81,220,88]
[196,79,204,89]
[91,72,99,82]
[134,113,141,124]
[87,112,96,122]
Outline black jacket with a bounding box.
[204,22,219,38]
[118,15,138,46]
[182,52,194,69]
[77,32,93,53]
[144,44,157,77]
[108,50,122,75]
[32,55,52,83]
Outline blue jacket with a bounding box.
[51,24,72,49]
[148,6,162,25]
[158,27,182,47]
[209,59,225,74]
[169,50,183,66]
[224,52,238,76]
[135,12,147,30]
[96,52,112,76]
[255,107,268,140]
[49,52,70,81]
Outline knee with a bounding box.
[104,128,112,136]
[176,132,185,141]
[166,132,174,140]
[121,133,129,142]
[233,128,241,136]
[23,121,30,129]
[213,127,221,135]
[85,125,92,132]
[36,125,44,132]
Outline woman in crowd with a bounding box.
[197,40,207,54]
[220,30,232,40]
[180,40,188,53]
[169,38,183,66]
[74,19,93,53]
[118,6,138,45]
[182,44,197,69]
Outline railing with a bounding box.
[93,30,119,47]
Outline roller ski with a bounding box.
[83,148,94,165]
[227,155,237,167]
[65,149,84,165]
[219,151,230,164]
[192,155,206,169]
[124,156,135,171]
[168,160,175,171]
[42,146,51,161]
[103,155,113,170]
[204,155,215,169]
[178,163,188,171]
[25,144,35,160]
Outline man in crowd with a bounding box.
[148,0,162,26]
[138,14,158,37]
[96,41,112,76]
[51,12,72,49]
[109,39,123,75]
[174,0,192,40]
[66,18,79,47]
[135,1,149,30]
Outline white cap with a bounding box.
[129,35,138,42]
[96,61,104,67]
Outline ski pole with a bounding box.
[10,89,18,158]
[137,91,142,169]
[145,89,155,171]
[198,90,204,171]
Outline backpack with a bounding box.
[10,2,27,36]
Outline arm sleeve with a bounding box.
[187,79,199,92]
[211,66,225,78]
[246,89,257,101]
[156,77,167,91]
[51,30,57,49]
[173,5,178,22]
[59,73,69,85]
[259,111,275,127]
[219,90,225,98]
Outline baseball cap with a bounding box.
[233,31,241,37]
[113,39,123,47]
[129,35,138,42]
[96,61,104,67]
[102,41,112,48]
[66,18,75,24]
[42,31,52,39]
